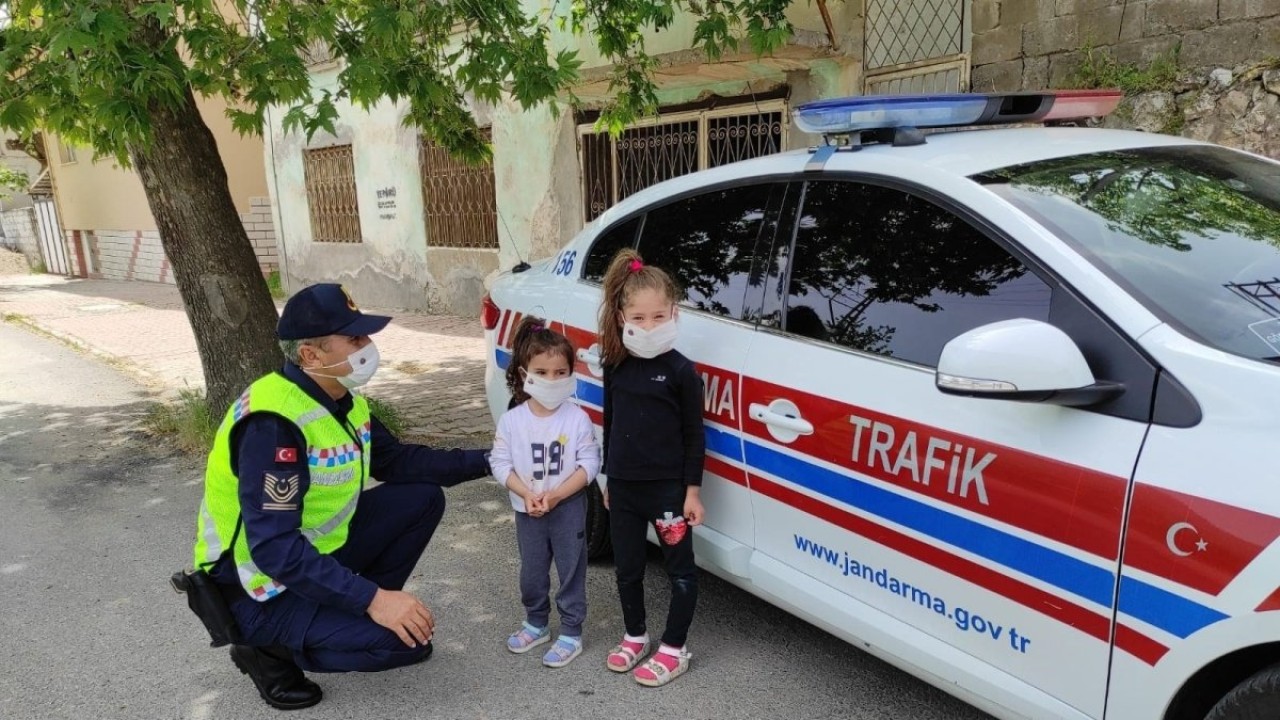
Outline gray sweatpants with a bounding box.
[515,492,588,637]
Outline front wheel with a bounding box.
[1206,665,1280,720]
[584,481,611,559]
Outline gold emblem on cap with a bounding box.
[339,285,359,312]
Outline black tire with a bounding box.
[1205,664,1280,720]
[584,481,612,560]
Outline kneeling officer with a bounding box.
[181,283,491,710]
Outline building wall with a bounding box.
[971,0,1280,92]
[68,197,279,282]
[0,207,41,267]
[266,74,440,312]
[45,93,279,282]
[267,62,865,315]
[0,132,43,213]
[269,4,871,315]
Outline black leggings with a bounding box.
[608,479,698,647]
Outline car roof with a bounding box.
[590,127,1213,230]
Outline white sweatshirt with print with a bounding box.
[490,401,601,513]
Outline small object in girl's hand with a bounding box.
[628,259,644,273]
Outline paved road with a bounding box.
[0,322,992,720]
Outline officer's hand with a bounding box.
[368,588,435,648]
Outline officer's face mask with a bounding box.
[304,340,380,389]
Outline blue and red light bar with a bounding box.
[793,90,1123,136]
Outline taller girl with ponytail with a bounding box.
[596,248,705,687]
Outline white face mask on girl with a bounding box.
[522,372,577,410]
[622,319,679,359]
[305,342,381,389]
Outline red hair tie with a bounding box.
[628,259,644,273]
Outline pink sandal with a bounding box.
[606,636,650,673]
[633,645,692,687]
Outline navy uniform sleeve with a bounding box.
[233,413,378,615]
[368,415,491,486]
[677,357,705,486]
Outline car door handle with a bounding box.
[748,403,814,436]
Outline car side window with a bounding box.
[582,216,641,283]
[783,180,1052,367]
[637,183,780,322]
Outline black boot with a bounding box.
[229,644,323,711]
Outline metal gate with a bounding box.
[864,0,970,94]
[33,195,70,276]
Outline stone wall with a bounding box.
[972,0,1280,93]
[1105,63,1280,160]
[0,207,41,269]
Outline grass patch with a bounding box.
[1072,43,1180,94]
[143,389,218,455]
[266,270,285,300]
[364,395,406,436]
[30,259,46,274]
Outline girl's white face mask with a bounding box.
[306,342,381,389]
[522,372,577,410]
[622,319,679,359]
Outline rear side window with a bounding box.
[782,180,1052,366]
[582,216,641,283]
[637,183,780,322]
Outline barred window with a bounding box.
[579,102,785,222]
[419,130,499,250]
[303,145,362,244]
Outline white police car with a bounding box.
[481,91,1280,720]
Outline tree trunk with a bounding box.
[129,82,282,417]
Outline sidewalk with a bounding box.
[0,273,494,442]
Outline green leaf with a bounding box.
[0,98,37,132]
[133,2,176,26]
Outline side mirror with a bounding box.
[936,318,1124,407]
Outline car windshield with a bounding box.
[975,145,1280,363]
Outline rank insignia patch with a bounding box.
[263,473,300,511]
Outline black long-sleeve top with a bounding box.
[602,350,705,486]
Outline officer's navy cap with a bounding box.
[277,283,391,340]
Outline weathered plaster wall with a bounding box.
[972,0,1280,92]
[271,4,869,315]
[267,65,436,311]
[491,102,581,275]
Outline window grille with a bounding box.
[578,101,786,222]
[419,130,499,250]
[865,0,964,70]
[303,145,362,244]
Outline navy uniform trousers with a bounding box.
[225,481,445,672]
